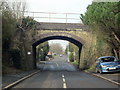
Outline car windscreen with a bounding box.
[102,62,117,66]
[115,60,120,64]
[101,57,115,62]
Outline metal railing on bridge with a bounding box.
[23,11,82,23]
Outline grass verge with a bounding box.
[2,65,23,75]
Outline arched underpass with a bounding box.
[9,17,119,89]
[32,32,85,69]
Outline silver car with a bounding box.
[96,56,120,74]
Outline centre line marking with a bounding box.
[62,74,64,78]
[62,74,67,88]
[63,83,67,88]
[63,78,65,82]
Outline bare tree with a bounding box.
[10,0,27,26]
[49,43,63,54]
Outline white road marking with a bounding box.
[62,74,64,78]
[62,74,67,88]
[63,83,67,88]
[63,78,65,82]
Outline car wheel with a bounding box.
[100,70,103,74]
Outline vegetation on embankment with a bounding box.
[72,60,79,66]
[2,65,23,75]
[2,1,25,74]
[65,43,79,62]
[80,2,120,72]
[65,2,120,72]
[1,1,49,74]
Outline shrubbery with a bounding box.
[69,52,74,62]
[9,49,21,69]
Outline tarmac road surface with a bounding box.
[12,55,119,88]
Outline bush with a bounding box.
[72,60,78,65]
[9,49,21,69]
[87,63,96,72]
[69,52,74,62]
[2,65,23,75]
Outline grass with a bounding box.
[72,60,79,65]
[86,64,96,73]
[2,65,23,75]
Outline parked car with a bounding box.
[115,59,120,64]
[96,56,120,74]
[60,54,63,57]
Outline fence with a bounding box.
[23,11,81,23]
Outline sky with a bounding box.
[26,0,93,13]
[25,0,93,50]
[25,0,93,23]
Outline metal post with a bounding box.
[66,13,67,23]
[49,13,51,22]
[32,12,34,19]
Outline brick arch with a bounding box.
[32,32,85,69]
[32,32,85,47]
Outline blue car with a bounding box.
[96,56,120,74]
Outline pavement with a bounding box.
[7,55,120,89]
[2,70,39,88]
[93,72,120,83]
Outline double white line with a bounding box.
[62,74,67,88]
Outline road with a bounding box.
[12,55,119,88]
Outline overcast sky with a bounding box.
[26,0,93,50]
[25,0,93,23]
[26,0,93,13]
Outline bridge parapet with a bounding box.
[36,22,86,30]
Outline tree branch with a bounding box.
[112,31,120,44]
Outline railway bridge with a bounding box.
[13,12,88,70]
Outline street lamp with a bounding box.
[27,52,31,55]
